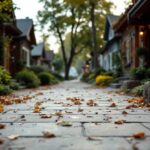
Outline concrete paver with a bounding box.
[0,80,150,150]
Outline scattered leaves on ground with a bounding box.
[133,132,145,139]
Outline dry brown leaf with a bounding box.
[122,111,128,115]
[0,124,6,129]
[55,112,63,116]
[109,102,117,107]
[133,132,145,139]
[41,114,52,119]
[114,120,125,125]
[87,100,97,106]
[42,131,56,138]
[78,108,84,112]
[74,100,82,105]
[0,138,4,144]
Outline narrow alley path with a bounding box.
[0,80,150,150]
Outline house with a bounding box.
[31,43,45,65]
[99,14,120,72]
[0,0,22,75]
[16,18,36,68]
[31,43,54,69]
[128,0,150,67]
[113,0,150,75]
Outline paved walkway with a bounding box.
[0,80,150,150]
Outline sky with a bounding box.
[13,0,127,52]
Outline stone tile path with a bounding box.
[0,80,150,150]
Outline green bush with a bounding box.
[136,47,146,56]
[16,69,40,88]
[38,72,58,85]
[0,66,11,85]
[51,72,64,81]
[9,81,20,90]
[30,65,47,74]
[0,84,12,95]
[130,67,146,80]
[131,85,144,96]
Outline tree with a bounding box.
[65,0,114,70]
[38,0,85,80]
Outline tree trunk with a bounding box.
[90,2,99,70]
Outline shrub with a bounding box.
[0,84,12,95]
[51,72,64,81]
[38,72,58,85]
[30,65,47,74]
[96,75,113,86]
[136,47,146,56]
[130,67,146,80]
[16,69,40,88]
[80,72,92,82]
[9,81,20,90]
[131,85,144,96]
[0,66,11,85]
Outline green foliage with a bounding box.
[0,84,12,95]
[38,0,114,79]
[0,0,13,22]
[130,67,147,80]
[16,69,40,88]
[52,72,64,81]
[131,85,144,96]
[136,47,146,56]
[30,65,47,74]
[9,81,20,90]
[0,66,11,85]
[38,72,58,85]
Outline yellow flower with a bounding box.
[96,75,113,85]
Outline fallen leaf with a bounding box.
[87,99,97,106]
[42,131,55,138]
[57,121,72,127]
[0,105,4,112]
[40,114,52,119]
[55,112,63,116]
[8,134,19,140]
[122,111,128,115]
[133,132,145,139]
[33,108,40,113]
[109,102,117,107]
[0,138,4,144]
[78,108,83,112]
[0,124,6,129]
[114,120,125,125]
